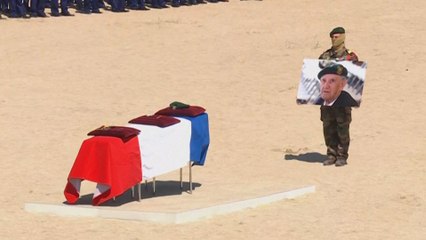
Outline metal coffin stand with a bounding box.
[130,161,193,201]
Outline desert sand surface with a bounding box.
[1,0,425,239]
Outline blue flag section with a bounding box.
[179,113,210,166]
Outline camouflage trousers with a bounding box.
[320,106,352,161]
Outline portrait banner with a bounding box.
[296,59,367,107]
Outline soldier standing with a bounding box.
[8,0,30,18]
[318,27,359,167]
[30,0,47,17]
[50,0,74,16]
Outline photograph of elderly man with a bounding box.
[315,64,358,107]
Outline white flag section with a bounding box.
[296,59,367,107]
[128,119,191,180]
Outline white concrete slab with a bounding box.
[25,185,315,224]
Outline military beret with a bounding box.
[169,101,190,109]
[329,27,345,37]
[317,64,348,79]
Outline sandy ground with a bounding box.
[1,0,426,239]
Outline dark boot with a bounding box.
[335,159,347,167]
[323,157,336,166]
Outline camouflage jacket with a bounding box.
[319,48,359,61]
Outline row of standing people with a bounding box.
[0,0,228,18]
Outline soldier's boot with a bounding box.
[335,145,348,167]
[323,146,337,166]
[335,158,347,167]
[323,157,336,166]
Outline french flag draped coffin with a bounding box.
[64,103,210,205]
[64,136,142,206]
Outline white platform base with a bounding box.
[25,185,315,224]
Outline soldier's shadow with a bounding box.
[284,152,327,163]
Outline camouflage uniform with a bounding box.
[319,31,358,166]
[319,48,358,62]
[320,105,352,164]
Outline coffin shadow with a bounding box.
[63,181,202,206]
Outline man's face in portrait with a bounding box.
[320,74,347,103]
